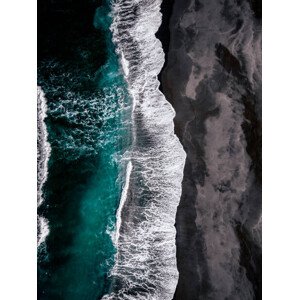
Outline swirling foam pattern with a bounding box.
[102,1,186,299]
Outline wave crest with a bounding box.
[37,86,51,248]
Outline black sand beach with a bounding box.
[159,0,262,299]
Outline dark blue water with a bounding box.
[37,1,132,299]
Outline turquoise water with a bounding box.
[37,1,132,299]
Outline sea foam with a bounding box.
[113,160,133,246]
[103,0,186,299]
[37,86,51,248]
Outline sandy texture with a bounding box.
[161,0,262,299]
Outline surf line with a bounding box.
[113,160,133,246]
[37,86,51,248]
[112,46,135,248]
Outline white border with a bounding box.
[263,0,299,299]
[0,0,36,298]
[1,0,299,299]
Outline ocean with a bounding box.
[37,0,185,299]
[38,1,132,298]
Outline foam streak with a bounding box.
[113,161,133,246]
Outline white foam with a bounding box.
[121,51,130,77]
[37,216,50,248]
[113,160,133,246]
[37,86,51,247]
[103,1,186,299]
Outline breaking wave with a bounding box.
[103,0,186,299]
[37,86,51,248]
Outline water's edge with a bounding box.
[102,0,186,299]
[37,1,187,298]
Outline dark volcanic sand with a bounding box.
[159,0,262,299]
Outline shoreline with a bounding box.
[102,1,186,298]
[155,0,176,92]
